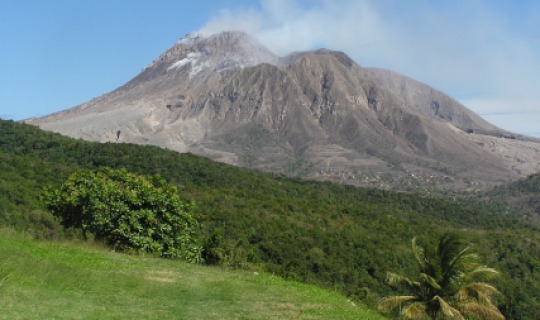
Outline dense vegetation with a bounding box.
[1,119,539,319]
[42,167,202,260]
[485,173,540,225]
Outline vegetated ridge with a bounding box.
[1,119,538,319]
[26,31,540,191]
[483,172,540,225]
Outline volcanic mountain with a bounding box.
[27,31,540,190]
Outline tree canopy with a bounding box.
[42,167,202,261]
[379,233,504,320]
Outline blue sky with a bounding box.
[1,0,539,137]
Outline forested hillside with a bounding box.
[484,173,540,225]
[1,119,538,319]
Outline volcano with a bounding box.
[27,31,540,190]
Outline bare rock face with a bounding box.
[27,31,540,190]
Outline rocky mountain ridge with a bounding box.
[27,31,540,190]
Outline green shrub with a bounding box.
[42,167,202,261]
[202,230,249,268]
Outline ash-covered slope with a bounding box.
[28,31,540,190]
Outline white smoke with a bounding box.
[198,0,540,137]
[199,1,388,59]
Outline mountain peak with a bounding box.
[27,30,540,191]
[139,31,279,82]
[175,32,205,45]
[173,30,258,49]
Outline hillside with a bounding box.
[1,119,539,319]
[484,173,540,225]
[27,31,540,191]
[0,228,385,319]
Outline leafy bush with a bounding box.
[202,230,251,268]
[42,167,202,261]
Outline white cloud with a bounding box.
[461,98,540,138]
[199,0,388,57]
[198,0,540,137]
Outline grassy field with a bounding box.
[0,228,387,320]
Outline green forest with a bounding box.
[1,119,539,319]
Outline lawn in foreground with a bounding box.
[0,229,386,319]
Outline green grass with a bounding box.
[0,229,387,320]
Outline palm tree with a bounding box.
[378,233,504,320]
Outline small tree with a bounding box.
[378,233,504,320]
[42,167,202,262]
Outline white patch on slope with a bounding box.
[167,52,202,71]
[190,60,211,78]
[167,52,213,79]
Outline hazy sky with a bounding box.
[1,0,539,137]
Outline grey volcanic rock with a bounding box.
[27,31,540,190]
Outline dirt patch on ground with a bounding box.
[144,276,176,283]
[145,271,177,283]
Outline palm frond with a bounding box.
[401,301,429,319]
[446,249,478,276]
[459,301,505,320]
[419,272,442,291]
[459,266,500,283]
[456,282,500,306]
[438,233,467,262]
[378,295,418,313]
[432,295,465,320]
[439,233,482,279]
[386,272,421,290]
[412,237,428,270]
